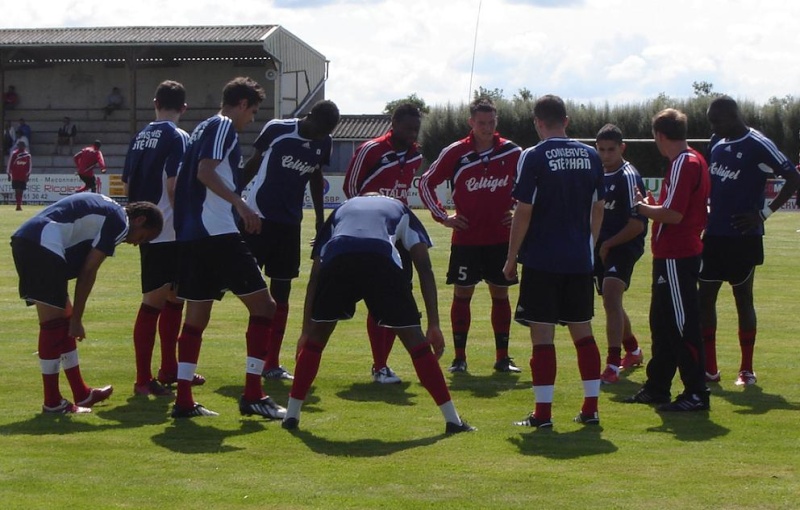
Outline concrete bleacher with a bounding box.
[10,106,263,174]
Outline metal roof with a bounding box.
[333,115,391,141]
[0,25,279,47]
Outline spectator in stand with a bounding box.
[16,118,31,148]
[7,139,32,211]
[73,140,106,193]
[3,85,19,110]
[3,120,15,156]
[103,87,124,119]
[54,117,78,155]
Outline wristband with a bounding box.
[759,206,773,221]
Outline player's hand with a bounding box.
[443,214,469,231]
[501,209,514,227]
[68,318,86,342]
[426,326,445,359]
[599,242,610,264]
[101,169,107,174]
[502,258,518,281]
[236,201,261,234]
[731,211,762,233]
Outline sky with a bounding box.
[2,0,799,114]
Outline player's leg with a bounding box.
[699,279,723,381]
[173,300,213,412]
[35,302,71,411]
[264,277,293,378]
[133,283,169,392]
[283,320,337,429]
[485,243,519,372]
[564,273,601,423]
[449,284,474,371]
[732,269,757,385]
[601,277,625,383]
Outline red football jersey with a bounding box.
[419,132,520,246]
[73,147,106,176]
[7,148,31,181]
[651,148,710,259]
[343,130,423,205]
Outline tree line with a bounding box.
[392,85,800,178]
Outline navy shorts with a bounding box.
[446,243,518,287]
[242,220,301,280]
[515,267,594,325]
[11,180,27,190]
[11,237,69,308]
[700,235,763,285]
[311,253,421,328]
[139,241,180,294]
[176,234,267,302]
[593,244,643,294]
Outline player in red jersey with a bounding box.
[73,140,106,193]
[625,108,711,412]
[6,138,31,210]
[419,97,522,373]
[342,103,423,384]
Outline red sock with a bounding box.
[133,303,160,385]
[61,335,90,402]
[409,342,451,405]
[266,302,288,370]
[451,296,471,359]
[367,313,387,369]
[245,315,272,401]
[491,297,511,358]
[575,336,601,415]
[39,318,66,407]
[606,347,622,367]
[703,327,717,374]
[290,340,325,400]
[383,328,397,366]
[532,344,556,420]
[158,301,183,377]
[15,190,23,207]
[622,335,639,353]
[739,329,756,373]
[176,323,203,409]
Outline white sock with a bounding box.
[439,400,461,424]
[246,356,265,376]
[177,362,197,381]
[286,397,304,420]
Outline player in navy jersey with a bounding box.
[593,124,647,384]
[343,103,423,384]
[282,194,475,435]
[122,80,201,397]
[420,97,522,374]
[503,95,605,428]
[11,194,163,413]
[700,96,800,386]
[171,77,285,420]
[240,100,340,382]
[625,108,711,412]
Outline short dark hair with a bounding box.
[533,94,567,126]
[470,97,497,116]
[652,108,687,141]
[221,77,265,108]
[125,201,163,233]
[92,140,102,149]
[308,100,340,133]
[596,123,624,144]
[708,95,739,117]
[155,80,186,111]
[392,103,422,123]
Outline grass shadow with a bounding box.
[447,371,527,398]
[508,426,617,458]
[93,394,173,426]
[601,378,645,402]
[712,384,800,415]
[214,384,323,413]
[0,411,122,435]
[646,411,730,441]
[151,418,267,454]
[336,382,416,406]
[284,428,443,457]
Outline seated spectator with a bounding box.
[103,87,124,119]
[3,85,19,110]
[54,116,78,155]
[16,118,31,148]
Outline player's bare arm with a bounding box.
[732,164,800,233]
[241,152,263,187]
[443,213,469,231]
[591,199,605,247]
[410,243,444,358]
[309,169,326,233]
[69,248,108,341]
[599,217,645,263]
[503,201,532,280]
[197,158,261,234]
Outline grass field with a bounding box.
[0,203,798,509]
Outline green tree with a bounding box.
[383,93,430,115]
[473,86,505,102]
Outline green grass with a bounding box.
[0,204,798,509]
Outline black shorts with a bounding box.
[515,268,594,325]
[311,253,421,328]
[139,241,180,294]
[242,220,301,280]
[446,243,518,287]
[176,234,267,302]
[79,174,96,190]
[700,235,763,285]
[593,245,643,294]
[11,237,69,308]
[11,180,26,190]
